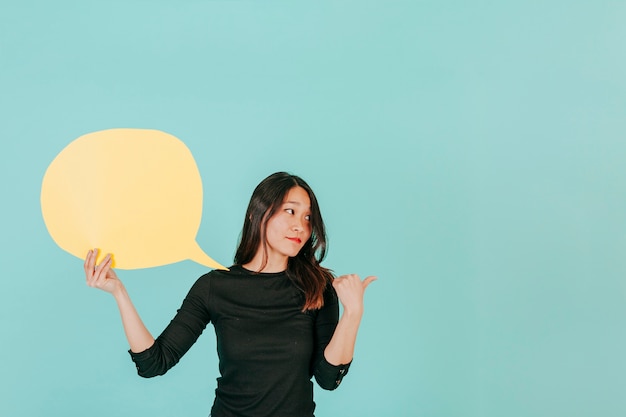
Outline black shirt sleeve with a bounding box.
[128,275,212,378]
[311,285,351,390]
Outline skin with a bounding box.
[243,186,313,273]
[84,185,375,366]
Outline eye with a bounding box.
[285,208,294,215]
[304,215,311,221]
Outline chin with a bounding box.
[285,249,303,258]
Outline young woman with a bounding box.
[84,172,375,417]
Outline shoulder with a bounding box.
[188,266,237,292]
[191,265,254,288]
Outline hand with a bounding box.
[84,249,123,295]
[332,274,376,315]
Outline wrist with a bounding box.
[341,306,364,320]
[112,284,128,300]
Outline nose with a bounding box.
[292,218,304,232]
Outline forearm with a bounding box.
[113,286,155,353]
[323,308,363,365]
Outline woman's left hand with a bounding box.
[332,274,376,315]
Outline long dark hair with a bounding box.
[234,172,333,310]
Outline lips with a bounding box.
[287,237,302,244]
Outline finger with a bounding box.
[87,251,101,286]
[334,274,357,282]
[92,254,112,286]
[84,249,95,272]
[85,249,98,284]
[94,254,112,276]
[362,275,377,290]
[83,249,91,269]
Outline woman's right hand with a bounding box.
[84,249,155,352]
[84,249,123,295]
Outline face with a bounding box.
[263,186,312,263]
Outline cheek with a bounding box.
[266,215,288,236]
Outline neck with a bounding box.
[243,251,288,273]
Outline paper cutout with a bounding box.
[41,128,227,270]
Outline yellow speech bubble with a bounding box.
[41,128,227,270]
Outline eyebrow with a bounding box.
[283,201,311,208]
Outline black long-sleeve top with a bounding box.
[129,265,350,417]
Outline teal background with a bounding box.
[1,1,625,416]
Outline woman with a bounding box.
[84,172,375,417]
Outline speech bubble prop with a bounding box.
[41,128,227,270]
